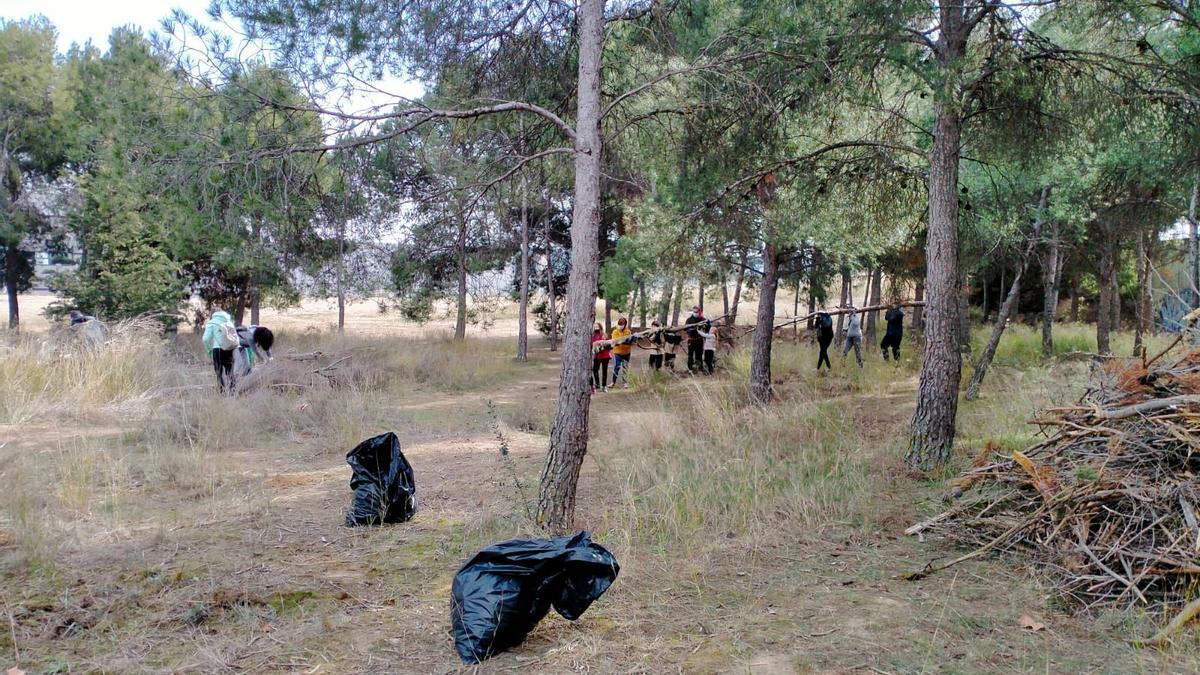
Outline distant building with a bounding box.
[32,247,79,290]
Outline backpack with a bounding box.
[216,322,240,351]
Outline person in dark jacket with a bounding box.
[881,304,905,361]
[684,306,707,373]
[815,309,834,371]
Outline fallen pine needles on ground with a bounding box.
[908,342,1200,623]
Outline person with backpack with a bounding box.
[610,317,633,387]
[816,308,834,371]
[842,306,864,368]
[684,306,707,373]
[881,304,905,361]
[591,323,611,393]
[202,310,240,394]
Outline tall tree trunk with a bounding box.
[1190,178,1199,308]
[749,242,781,405]
[233,287,247,326]
[1069,275,1080,322]
[1041,220,1060,357]
[967,187,1048,400]
[545,207,558,352]
[806,282,816,330]
[1110,262,1121,332]
[638,279,647,329]
[957,267,972,354]
[966,265,1025,400]
[907,13,965,471]
[866,267,882,340]
[4,244,19,331]
[837,270,850,338]
[249,221,262,325]
[1096,220,1116,355]
[731,250,747,326]
[337,219,346,335]
[793,275,802,340]
[698,282,705,313]
[671,277,683,325]
[455,211,468,340]
[913,281,925,331]
[721,265,730,318]
[517,173,530,362]
[538,0,604,532]
[658,277,673,325]
[1134,229,1149,355]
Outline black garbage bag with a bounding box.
[450,530,619,663]
[344,432,416,526]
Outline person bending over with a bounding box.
[202,310,239,394]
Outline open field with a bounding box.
[0,305,1196,673]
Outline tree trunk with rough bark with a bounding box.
[837,270,850,338]
[907,6,966,471]
[966,264,1025,400]
[1096,219,1116,355]
[967,187,1047,400]
[730,250,747,325]
[671,278,683,325]
[1190,179,1199,307]
[337,219,346,335]
[1069,275,1080,322]
[658,277,672,325]
[517,175,530,362]
[638,280,647,328]
[545,208,558,352]
[1041,220,1060,357]
[455,211,468,340]
[698,282,705,313]
[1134,230,1151,355]
[913,281,925,331]
[5,244,20,331]
[537,0,604,533]
[957,267,972,354]
[749,242,780,405]
[866,267,882,340]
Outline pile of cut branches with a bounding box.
[909,345,1200,614]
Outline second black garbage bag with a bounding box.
[450,531,620,663]
[344,431,416,526]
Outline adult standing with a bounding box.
[842,306,864,368]
[816,308,834,371]
[881,304,905,361]
[684,305,707,373]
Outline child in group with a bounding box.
[697,322,718,375]
[202,310,239,394]
[664,329,681,370]
[648,320,665,371]
[610,317,633,387]
[881,304,905,361]
[591,323,611,392]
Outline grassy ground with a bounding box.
[0,316,1196,673]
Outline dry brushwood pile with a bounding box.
[910,345,1200,613]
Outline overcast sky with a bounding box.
[2,0,423,116]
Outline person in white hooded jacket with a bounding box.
[202,310,238,394]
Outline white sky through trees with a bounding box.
[1,0,424,117]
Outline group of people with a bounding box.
[202,310,275,394]
[813,304,906,371]
[590,306,718,392]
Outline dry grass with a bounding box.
[1,317,1197,672]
